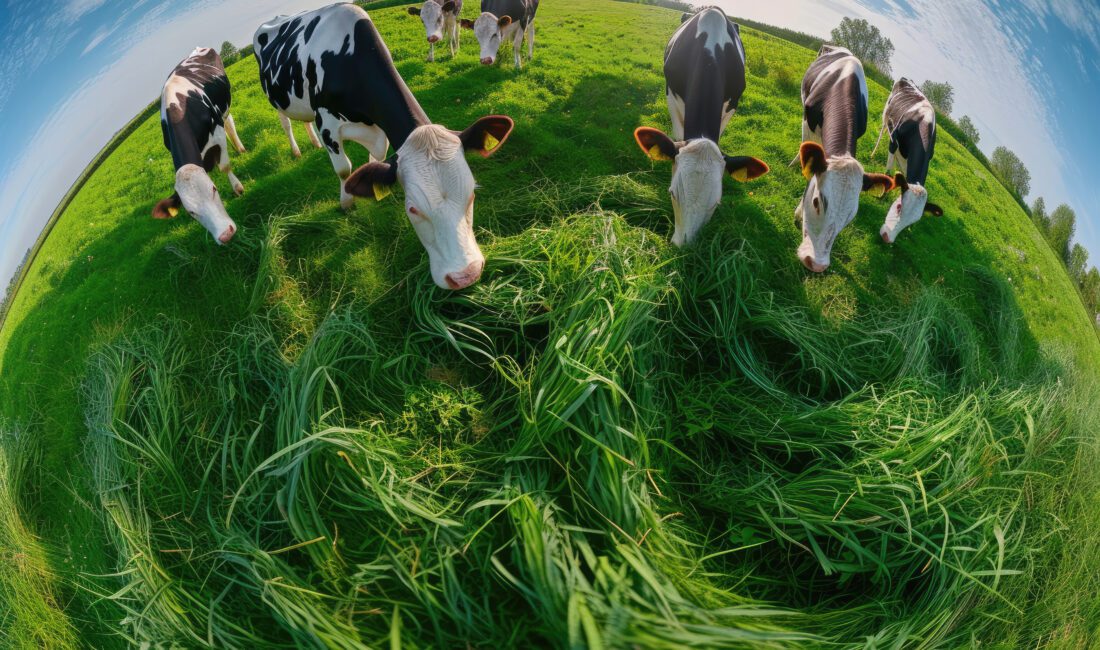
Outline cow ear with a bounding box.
[725,156,770,182]
[345,159,399,201]
[498,15,512,28]
[460,18,475,29]
[634,127,679,162]
[407,6,421,16]
[456,115,515,158]
[925,202,944,217]
[441,1,456,12]
[152,194,181,219]
[799,142,827,180]
[862,173,895,197]
[893,173,909,193]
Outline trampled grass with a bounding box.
[1,0,1100,647]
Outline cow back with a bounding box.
[802,45,868,158]
[663,8,746,142]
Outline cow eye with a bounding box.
[812,196,820,211]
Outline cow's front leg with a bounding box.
[427,41,435,63]
[527,23,535,59]
[279,112,302,158]
[450,20,459,56]
[225,113,246,153]
[305,122,323,150]
[317,110,355,209]
[512,25,524,68]
[344,123,389,163]
[219,142,245,196]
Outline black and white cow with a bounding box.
[154,47,245,244]
[633,7,769,246]
[254,4,515,290]
[872,77,943,243]
[796,45,895,272]
[408,0,462,63]
[461,0,538,68]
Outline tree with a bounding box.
[957,115,980,145]
[220,41,239,64]
[830,18,894,75]
[1082,267,1100,317]
[1047,204,1077,263]
[1031,197,1049,235]
[920,80,954,115]
[1069,243,1089,284]
[990,146,1031,198]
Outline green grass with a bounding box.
[1,0,1099,647]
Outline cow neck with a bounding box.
[355,18,431,151]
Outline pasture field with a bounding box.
[2,0,1100,646]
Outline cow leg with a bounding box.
[344,123,389,163]
[513,25,524,68]
[316,110,355,209]
[224,113,246,153]
[218,138,245,196]
[666,91,685,141]
[447,17,459,57]
[279,112,303,159]
[527,22,535,59]
[305,122,323,149]
[427,41,435,63]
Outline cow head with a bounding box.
[462,12,512,65]
[796,142,893,272]
[880,173,943,244]
[153,164,237,244]
[409,1,457,44]
[634,127,769,246]
[344,117,515,290]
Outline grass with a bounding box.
[1,0,1099,647]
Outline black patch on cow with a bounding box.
[257,33,268,47]
[662,7,746,142]
[884,78,936,185]
[480,0,539,30]
[304,15,321,43]
[202,144,221,172]
[801,45,868,157]
[160,48,231,171]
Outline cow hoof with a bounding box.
[237,146,247,154]
[233,184,244,196]
[292,149,302,159]
[427,56,434,63]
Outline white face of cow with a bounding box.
[669,139,725,247]
[417,1,446,42]
[472,13,507,65]
[881,184,927,244]
[175,164,237,244]
[796,144,894,272]
[396,126,484,290]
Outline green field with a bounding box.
[2,0,1099,646]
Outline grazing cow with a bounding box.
[795,45,895,272]
[408,0,462,62]
[633,7,769,246]
[461,0,538,68]
[254,4,515,290]
[872,78,943,243]
[153,47,245,245]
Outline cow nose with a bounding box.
[481,57,494,65]
[218,223,237,244]
[881,231,893,244]
[802,256,827,273]
[444,259,485,290]
[428,35,440,43]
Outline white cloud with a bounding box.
[81,26,113,55]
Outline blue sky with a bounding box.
[0,0,1098,297]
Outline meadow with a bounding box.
[1,0,1099,647]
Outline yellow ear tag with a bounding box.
[483,132,500,152]
[373,183,392,201]
[731,168,749,182]
[801,162,815,181]
[648,145,671,162]
[168,206,179,218]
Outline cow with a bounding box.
[254,4,515,290]
[408,0,462,63]
[795,45,895,272]
[872,77,943,243]
[153,47,245,245]
[632,7,769,246]
[460,0,538,68]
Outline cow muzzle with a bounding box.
[881,230,894,244]
[218,223,237,245]
[480,57,494,65]
[428,35,441,43]
[444,259,485,290]
[802,256,828,273]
